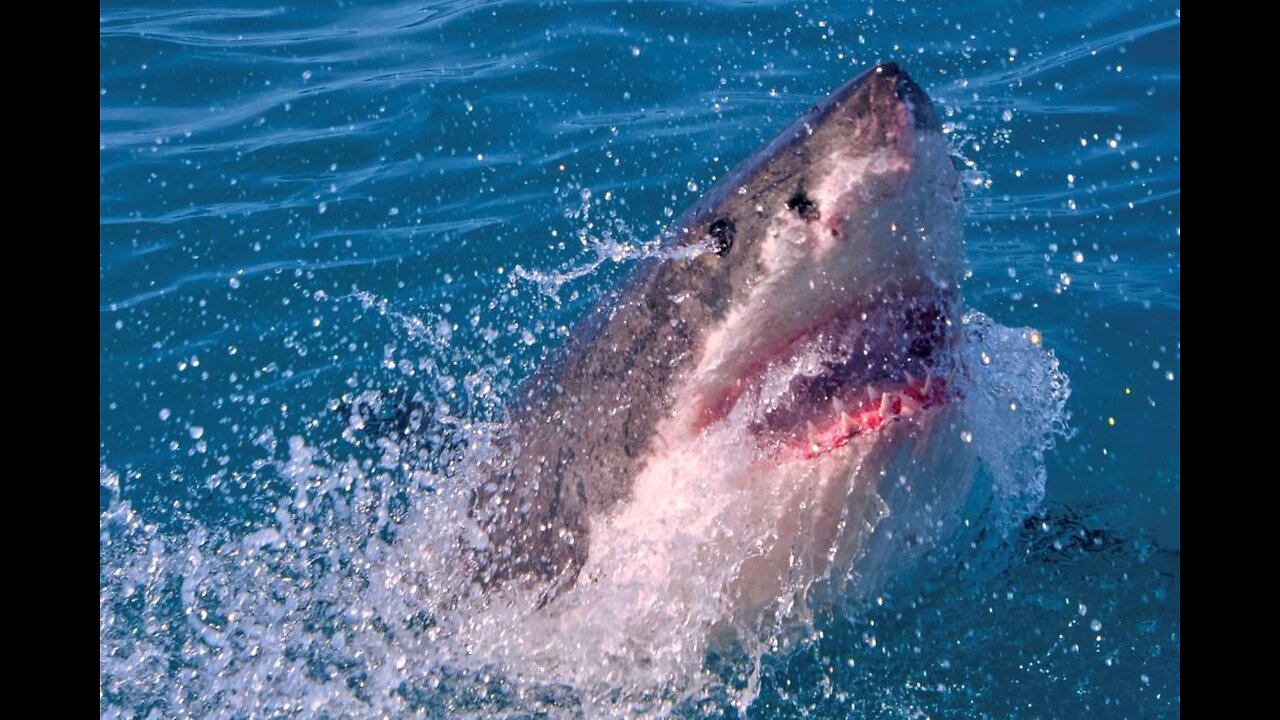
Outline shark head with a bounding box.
[667,62,965,456]
[467,63,970,623]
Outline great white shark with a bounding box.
[464,63,974,629]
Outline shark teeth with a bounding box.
[898,393,922,416]
[788,362,953,456]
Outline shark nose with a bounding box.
[825,63,942,134]
[874,63,942,131]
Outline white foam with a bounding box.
[101,302,1069,717]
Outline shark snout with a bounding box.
[874,63,941,131]
[806,63,943,161]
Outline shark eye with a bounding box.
[786,191,820,221]
[709,218,735,256]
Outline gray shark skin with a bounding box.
[467,62,966,607]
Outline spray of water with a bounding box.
[101,205,1070,718]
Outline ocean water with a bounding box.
[100,1,1180,717]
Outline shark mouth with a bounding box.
[742,295,956,460]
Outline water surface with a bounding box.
[100,1,1180,716]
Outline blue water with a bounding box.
[101,1,1179,717]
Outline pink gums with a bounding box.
[788,374,948,461]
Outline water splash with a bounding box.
[958,310,1072,532]
[101,296,1071,718]
[512,188,713,301]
